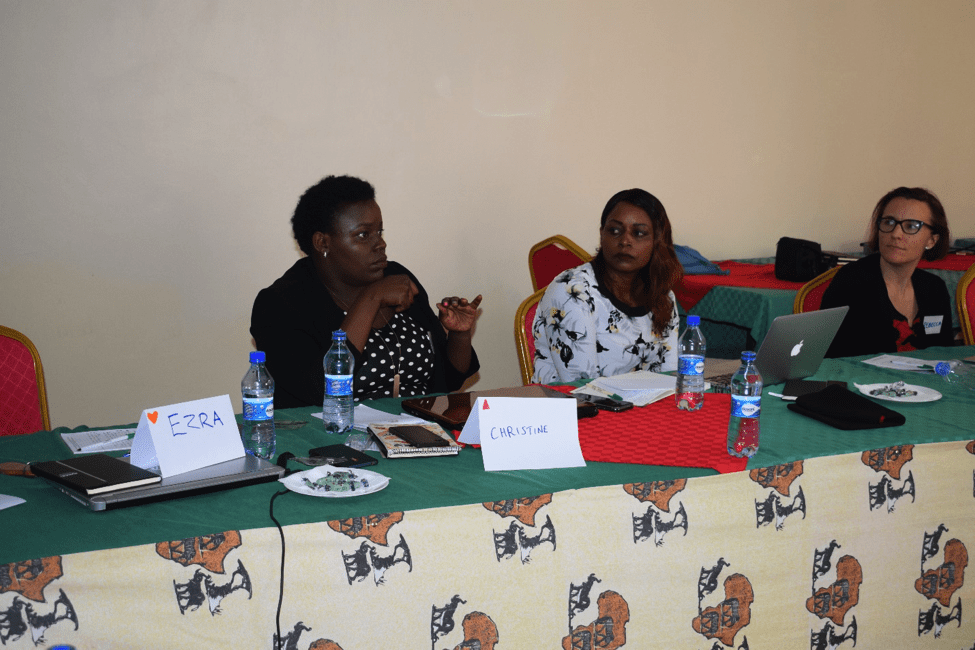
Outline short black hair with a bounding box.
[291,175,376,256]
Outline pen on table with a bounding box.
[80,434,134,452]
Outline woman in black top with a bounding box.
[821,187,954,357]
[251,176,482,407]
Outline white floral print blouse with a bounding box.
[531,262,678,383]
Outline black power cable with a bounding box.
[268,488,291,649]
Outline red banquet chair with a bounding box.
[0,325,51,435]
[528,235,591,292]
[956,262,975,345]
[793,267,840,314]
[514,288,546,385]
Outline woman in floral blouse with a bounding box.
[532,188,683,383]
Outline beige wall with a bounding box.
[2,1,973,428]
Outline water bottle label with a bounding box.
[325,374,354,397]
[731,395,761,418]
[678,355,705,375]
[242,397,273,421]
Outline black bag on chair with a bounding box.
[774,237,832,282]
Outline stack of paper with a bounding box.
[61,428,137,454]
[311,404,428,431]
[860,355,939,372]
[573,370,676,407]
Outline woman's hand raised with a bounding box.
[438,295,483,333]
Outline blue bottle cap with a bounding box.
[934,362,950,377]
[332,329,347,341]
[741,350,757,361]
[250,351,266,363]
[686,315,700,327]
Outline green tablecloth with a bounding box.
[681,286,797,357]
[0,419,709,566]
[1,346,972,566]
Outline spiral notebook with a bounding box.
[367,422,461,458]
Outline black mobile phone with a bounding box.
[308,444,378,468]
[575,394,634,412]
[388,425,450,448]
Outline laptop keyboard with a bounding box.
[703,358,742,394]
[706,372,734,393]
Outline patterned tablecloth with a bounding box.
[1,347,974,648]
[0,439,971,648]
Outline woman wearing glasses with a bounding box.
[251,175,481,407]
[822,186,953,357]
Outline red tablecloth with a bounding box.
[548,387,748,473]
[675,262,804,311]
[676,255,975,312]
[919,253,975,272]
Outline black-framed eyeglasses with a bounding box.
[877,216,933,235]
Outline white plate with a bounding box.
[279,465,389,498]
[854,383,942,403]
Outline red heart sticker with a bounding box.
[147,411,158,424]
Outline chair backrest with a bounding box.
[0,325,51,435]
[793,266,841,314]
[514,288,547,385]
[956,262,975,345]
[528,235,591,291]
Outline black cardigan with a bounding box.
[250,257,479,408]
[820,253,954,358]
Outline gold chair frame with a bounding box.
[528,234,591,292]
[955,262,975,345]
[514,288,547,385]
[0,325,51,432]
[793,267,840,314]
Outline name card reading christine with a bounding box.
[460,396,585,472]
[489,423,549,440]
[131,394,245,478]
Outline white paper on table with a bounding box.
[591,370,677,392]
[310,405,428,431]
[61,428,138,454]
[861,355,939,372]
[577,370,677,407]
[459,396,585,471]
[0,495,26,511]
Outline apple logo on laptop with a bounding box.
[791,340,804,357]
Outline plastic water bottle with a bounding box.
[323,329,354,433]
[676,315,706,410]
[727,351,762,458]
[241,351,275,459]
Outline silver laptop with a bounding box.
[708,306,849,388]
[41,454,285,512]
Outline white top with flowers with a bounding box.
[531,262,678,384]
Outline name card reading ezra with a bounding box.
[131,394,245,477]
[458,396,585,471]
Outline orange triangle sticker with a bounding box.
[482,399,490,410]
